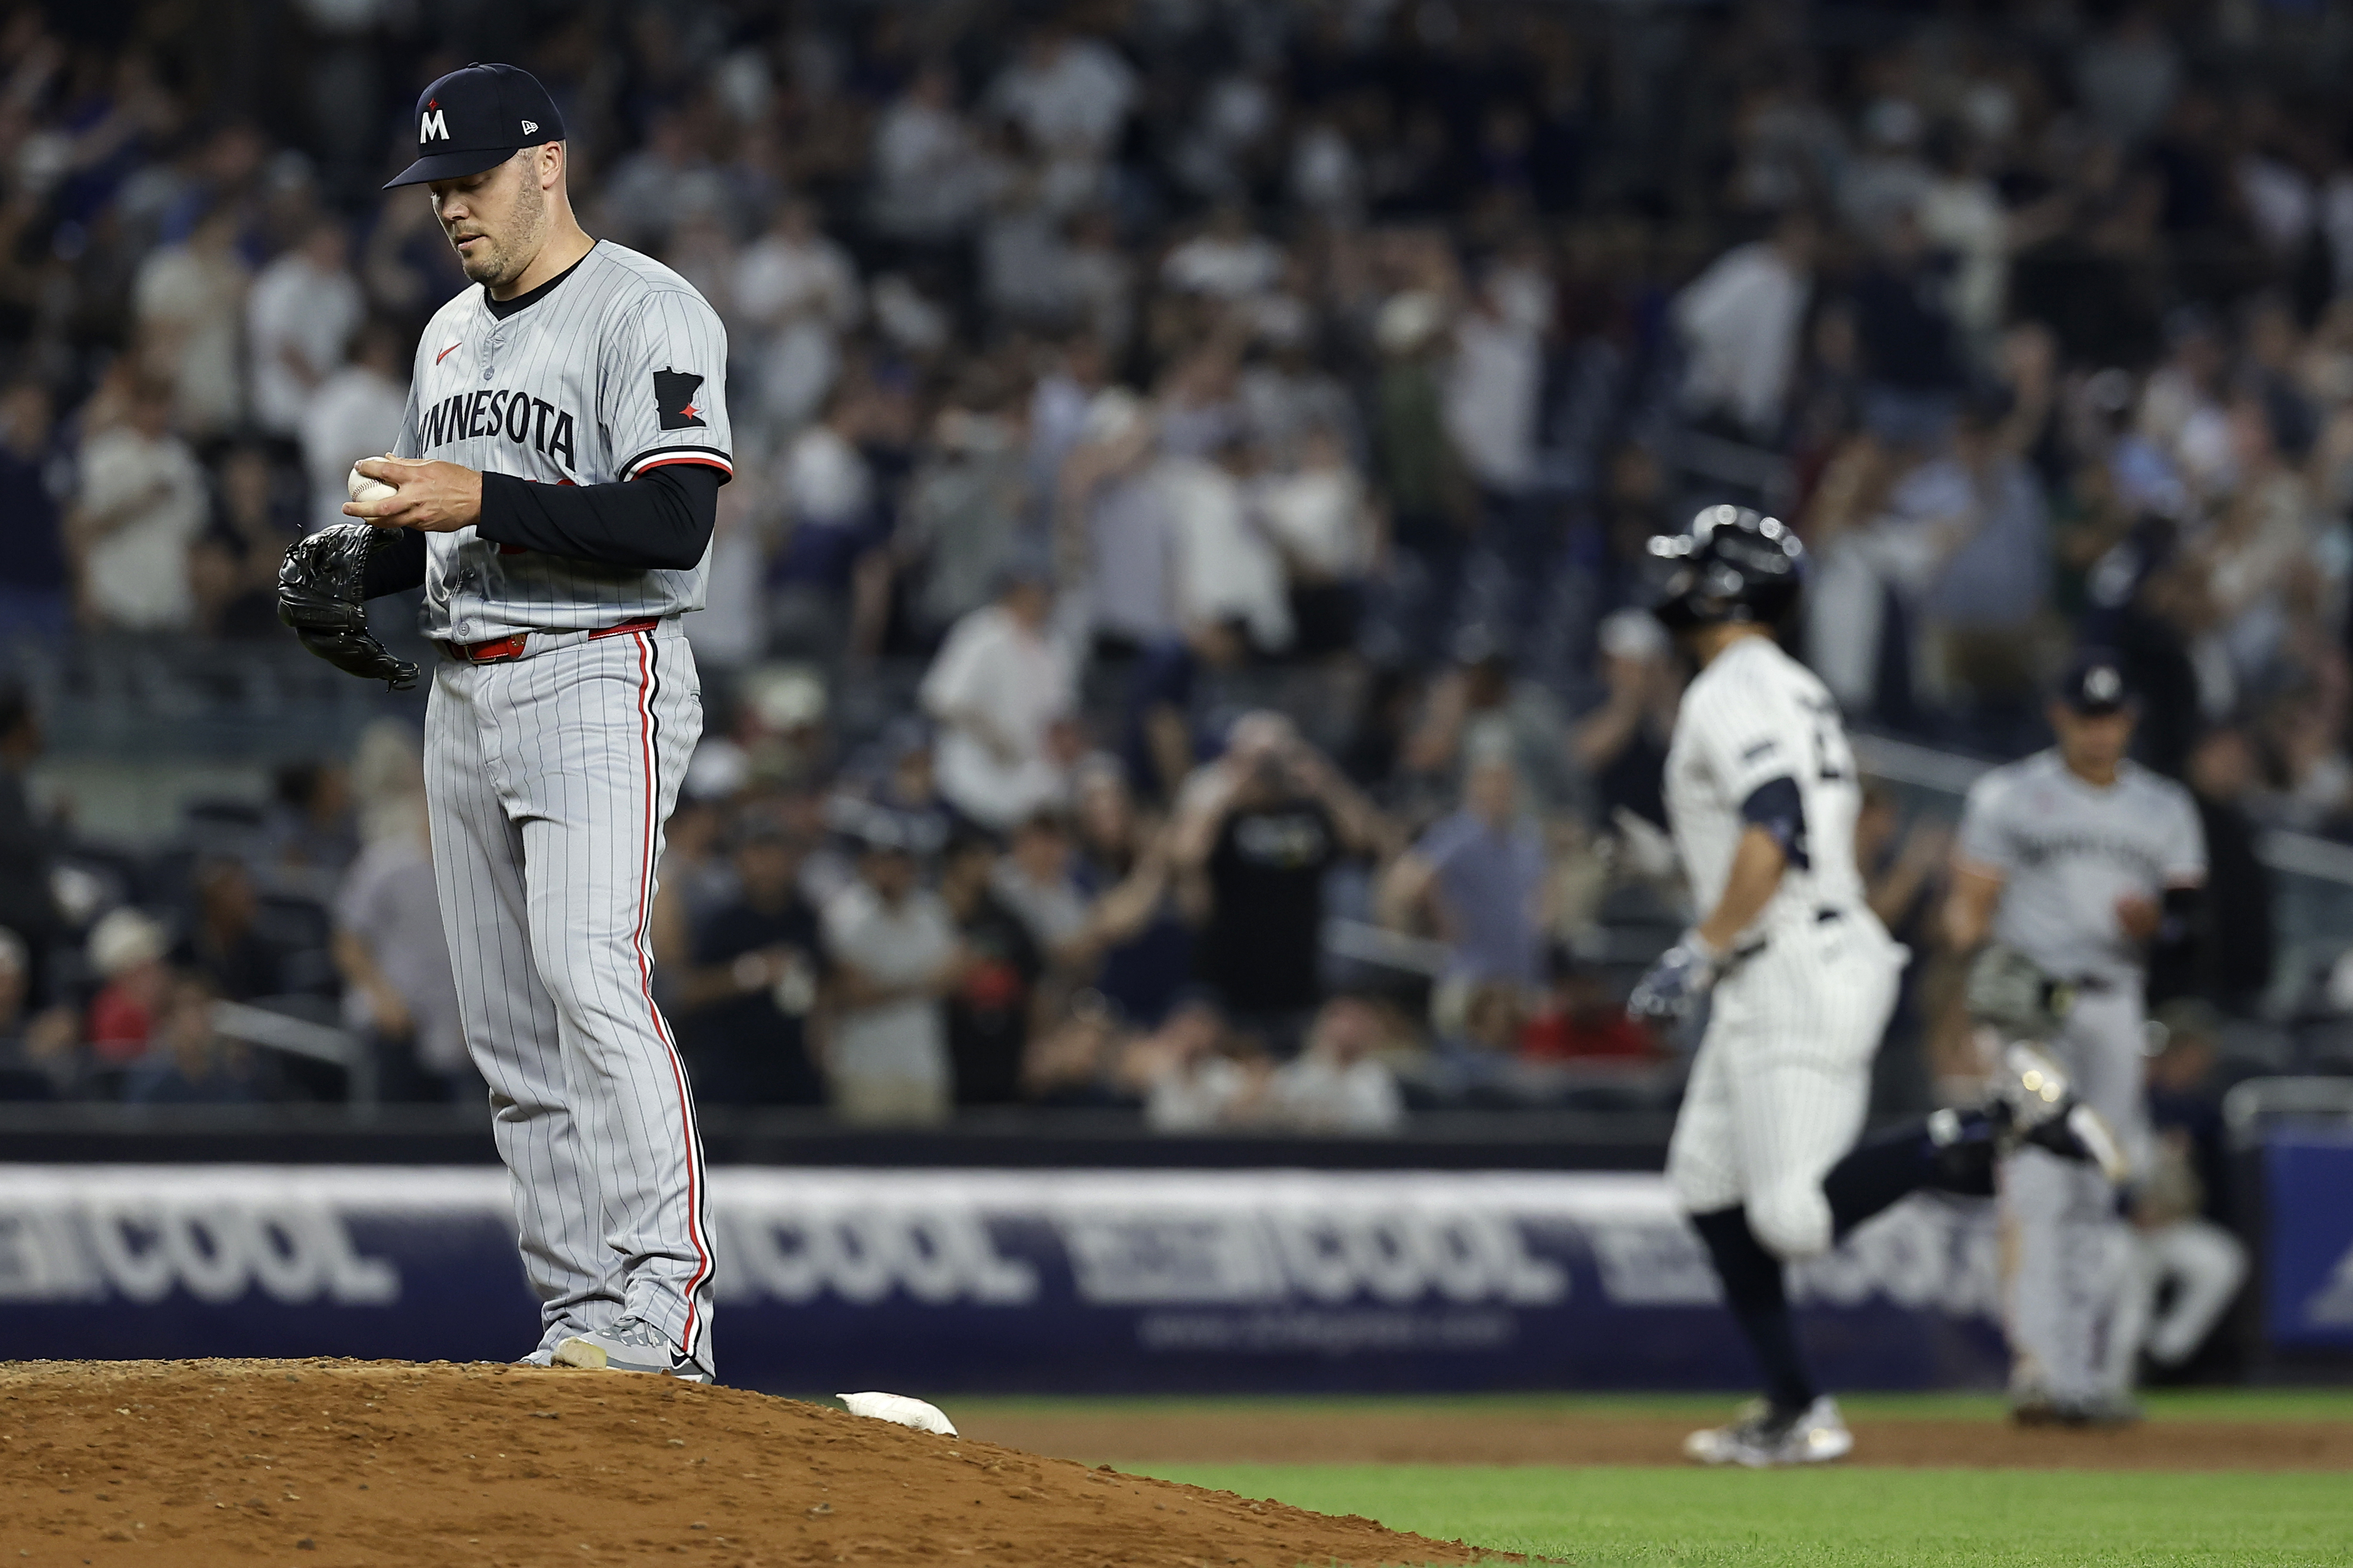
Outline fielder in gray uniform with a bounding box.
[1946,652,2206,1424]
[346,64,731,1382]
[1629,507,2118,1468]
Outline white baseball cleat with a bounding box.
[1994,1042,2071,1129]
[554,1317,714,1384]
[1991,1043,2131,1184]
[1684,1397,1853,1467]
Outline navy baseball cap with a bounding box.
[2057,648,2133,716]
[384,63,566,189]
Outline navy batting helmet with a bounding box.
[1644,504,1806,630]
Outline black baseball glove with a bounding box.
[276,525,420,691]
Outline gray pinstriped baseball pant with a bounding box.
[2001,986,2147,1403]
[424,617,716,1372]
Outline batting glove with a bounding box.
[1627,932,1723,1022]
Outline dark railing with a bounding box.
[0,1100,1676,1169]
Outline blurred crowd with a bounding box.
[1,0,2345,1127]
[0,678,1682,1123]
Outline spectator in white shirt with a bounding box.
[1254,424,1374,576]
[1673,208,1818,442]
[772,389,889,658]
[1291,115,1363,219]
[299,318,408,534]
[920,566,1080,832]
[247,219,364,440]
[871,62,999,242]
[821,822,966,1126]
[684,458,774,675]
[1057,387,1177,650]
[67,375,206,632]
[900,377,1039,640]
[1445,264,1548,498]
[1268,995,1405,1133]
[334,750,467,1103]
[1161,203,1286,300]
[732,202,864,436]
[1253,422,1375,657]
[1141,997,1265,1131]
[988,26,1137,160]
[1157,438,1292,653]
[132,208,248,438]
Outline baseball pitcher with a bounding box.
[1945,651,2206,1425]
[279,64,729,1381]
[1629,507,2119,1466]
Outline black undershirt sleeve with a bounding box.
[473,464,723,571]
[1739,775,1812,870]
[361,527,428,599]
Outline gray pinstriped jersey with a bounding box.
[394,240,732,641]
[1956,750,2205,983]
[1664,634,1868,938]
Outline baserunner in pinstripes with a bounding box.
[1627,506,2122,1467]
[341,63,729,1382]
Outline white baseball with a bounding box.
[346,465,397,505]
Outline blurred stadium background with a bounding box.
[0,0,2348,1397]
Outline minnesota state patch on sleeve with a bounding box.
[653,369,707,430]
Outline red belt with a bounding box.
[441,617,659,665]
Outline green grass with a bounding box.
[925,1393,2353,1563]
[1136,1464,2353,1566]
[942,1389,2353,1423]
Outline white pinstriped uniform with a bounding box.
[1662,636,1908,1260]
[396,241,730,1371]
[1956,752,2205,1404]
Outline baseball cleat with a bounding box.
[1684,1397,1853,1467]
[1989,1044,2131,1183]
[2059,1391,2145,1428]
[1992,1042,2071,1130]
[2013,1388,2142,1428]
[554,1317,713,1384]
[2010,1387,2062,1426]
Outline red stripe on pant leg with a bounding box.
[631,631,712,1352]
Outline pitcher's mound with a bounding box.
[0,1359,1497,1567]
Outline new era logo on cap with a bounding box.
[385,63,567,189]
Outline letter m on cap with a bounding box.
[420,108,449,142]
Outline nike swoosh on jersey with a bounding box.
[436,341,463,364]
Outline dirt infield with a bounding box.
[956,1407,2353,1472]
[0,1361,1495,1568]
